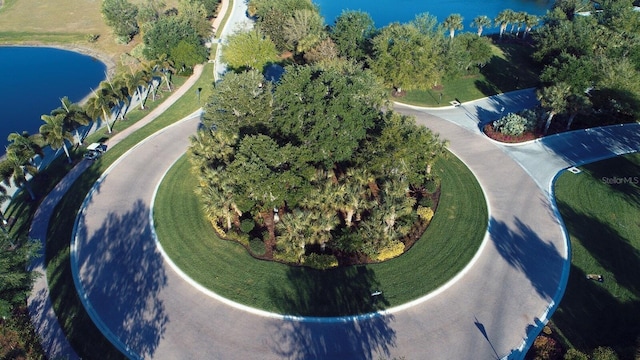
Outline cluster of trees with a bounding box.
[226,0,548,93]
[101,0,216,73]
[189,65,446,265]
[534,0,640,133]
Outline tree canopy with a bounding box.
[190,65,446,264]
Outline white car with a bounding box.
[84,143,107,160]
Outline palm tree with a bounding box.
[155,54,175,92]
[513,11,527,36]
[471,15,492,36]
[275,209,312,262]
[40,112,75,163]
[108,76,131,122]
[522,14,540,40]
[538,83,571,134]
[443,14,464,39]
[495,9,514,40]
[6,131,43,161]
[565,93,592,130]
[124,68,152,110]
[0,132,43,201]
[85,83,118,133]
[53,96,91,145]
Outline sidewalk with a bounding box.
[27,60,205,360]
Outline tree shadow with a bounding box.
[75,199,168,358]
[539,124,640,171]
[556,200,640,299]
[268,265,389,317]
[577,155,640,209]
[266,265,397,359]
[552,264,640,353]
[490,216,565,301]
[267,314,397,360]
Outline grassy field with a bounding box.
[0,0,180,70]
[552,154,640,358]
[154,151,487,316]
[1,63,216,359]
[400,41,541,107]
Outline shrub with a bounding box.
[418,196,433,208]
[249,237,266,256]
[424,178,439,193]
[417,206,435,222]
[225,231,249,246]
[564,348,589,360]
[303,253,338,270]
[591,347,619,360]
[376,240,405,261]
[493,112,537,136]
[86,34,100,43]
[529,335,562,360]
[240,218,255,234]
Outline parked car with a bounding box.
[84,143,107,160]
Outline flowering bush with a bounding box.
[376,240,405,261]
[492,112,538,136]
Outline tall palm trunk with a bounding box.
[262,210,276,258]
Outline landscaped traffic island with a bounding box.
[154,64,488,316]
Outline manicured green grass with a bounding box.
[154,151,487,316]
[401,42,541,107]
[552,154,640,358]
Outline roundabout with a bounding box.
[70,91,570,359]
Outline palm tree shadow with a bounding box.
[75,199,168,358]
[490,216,565,301]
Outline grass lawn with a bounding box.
[400,41,541,107]
[552,153,640,358]
[0,0,181,68]
[0,63,215,359]
[154,151,487,316]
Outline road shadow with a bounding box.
[540,124,640,167]
[268,314,397,360]
[490,216,565,301]
[75,199,168,358]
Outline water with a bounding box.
[0,46,106,152]
[315,0,552,30]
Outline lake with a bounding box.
[0,46,106,152]
[314,0,552,30]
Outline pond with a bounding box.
[0,46,106,152]
[314,0,553,30]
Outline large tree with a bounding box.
[190,64,446,263]
[370,21,442,92]
[273,65,385,168]
[101,0,139,43]
[284,8,325,54]
[222,29,279,71]
[330,10,375,61]
[248,0,317,52]
[201,69,274,135]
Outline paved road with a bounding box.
[70,90,573,359]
